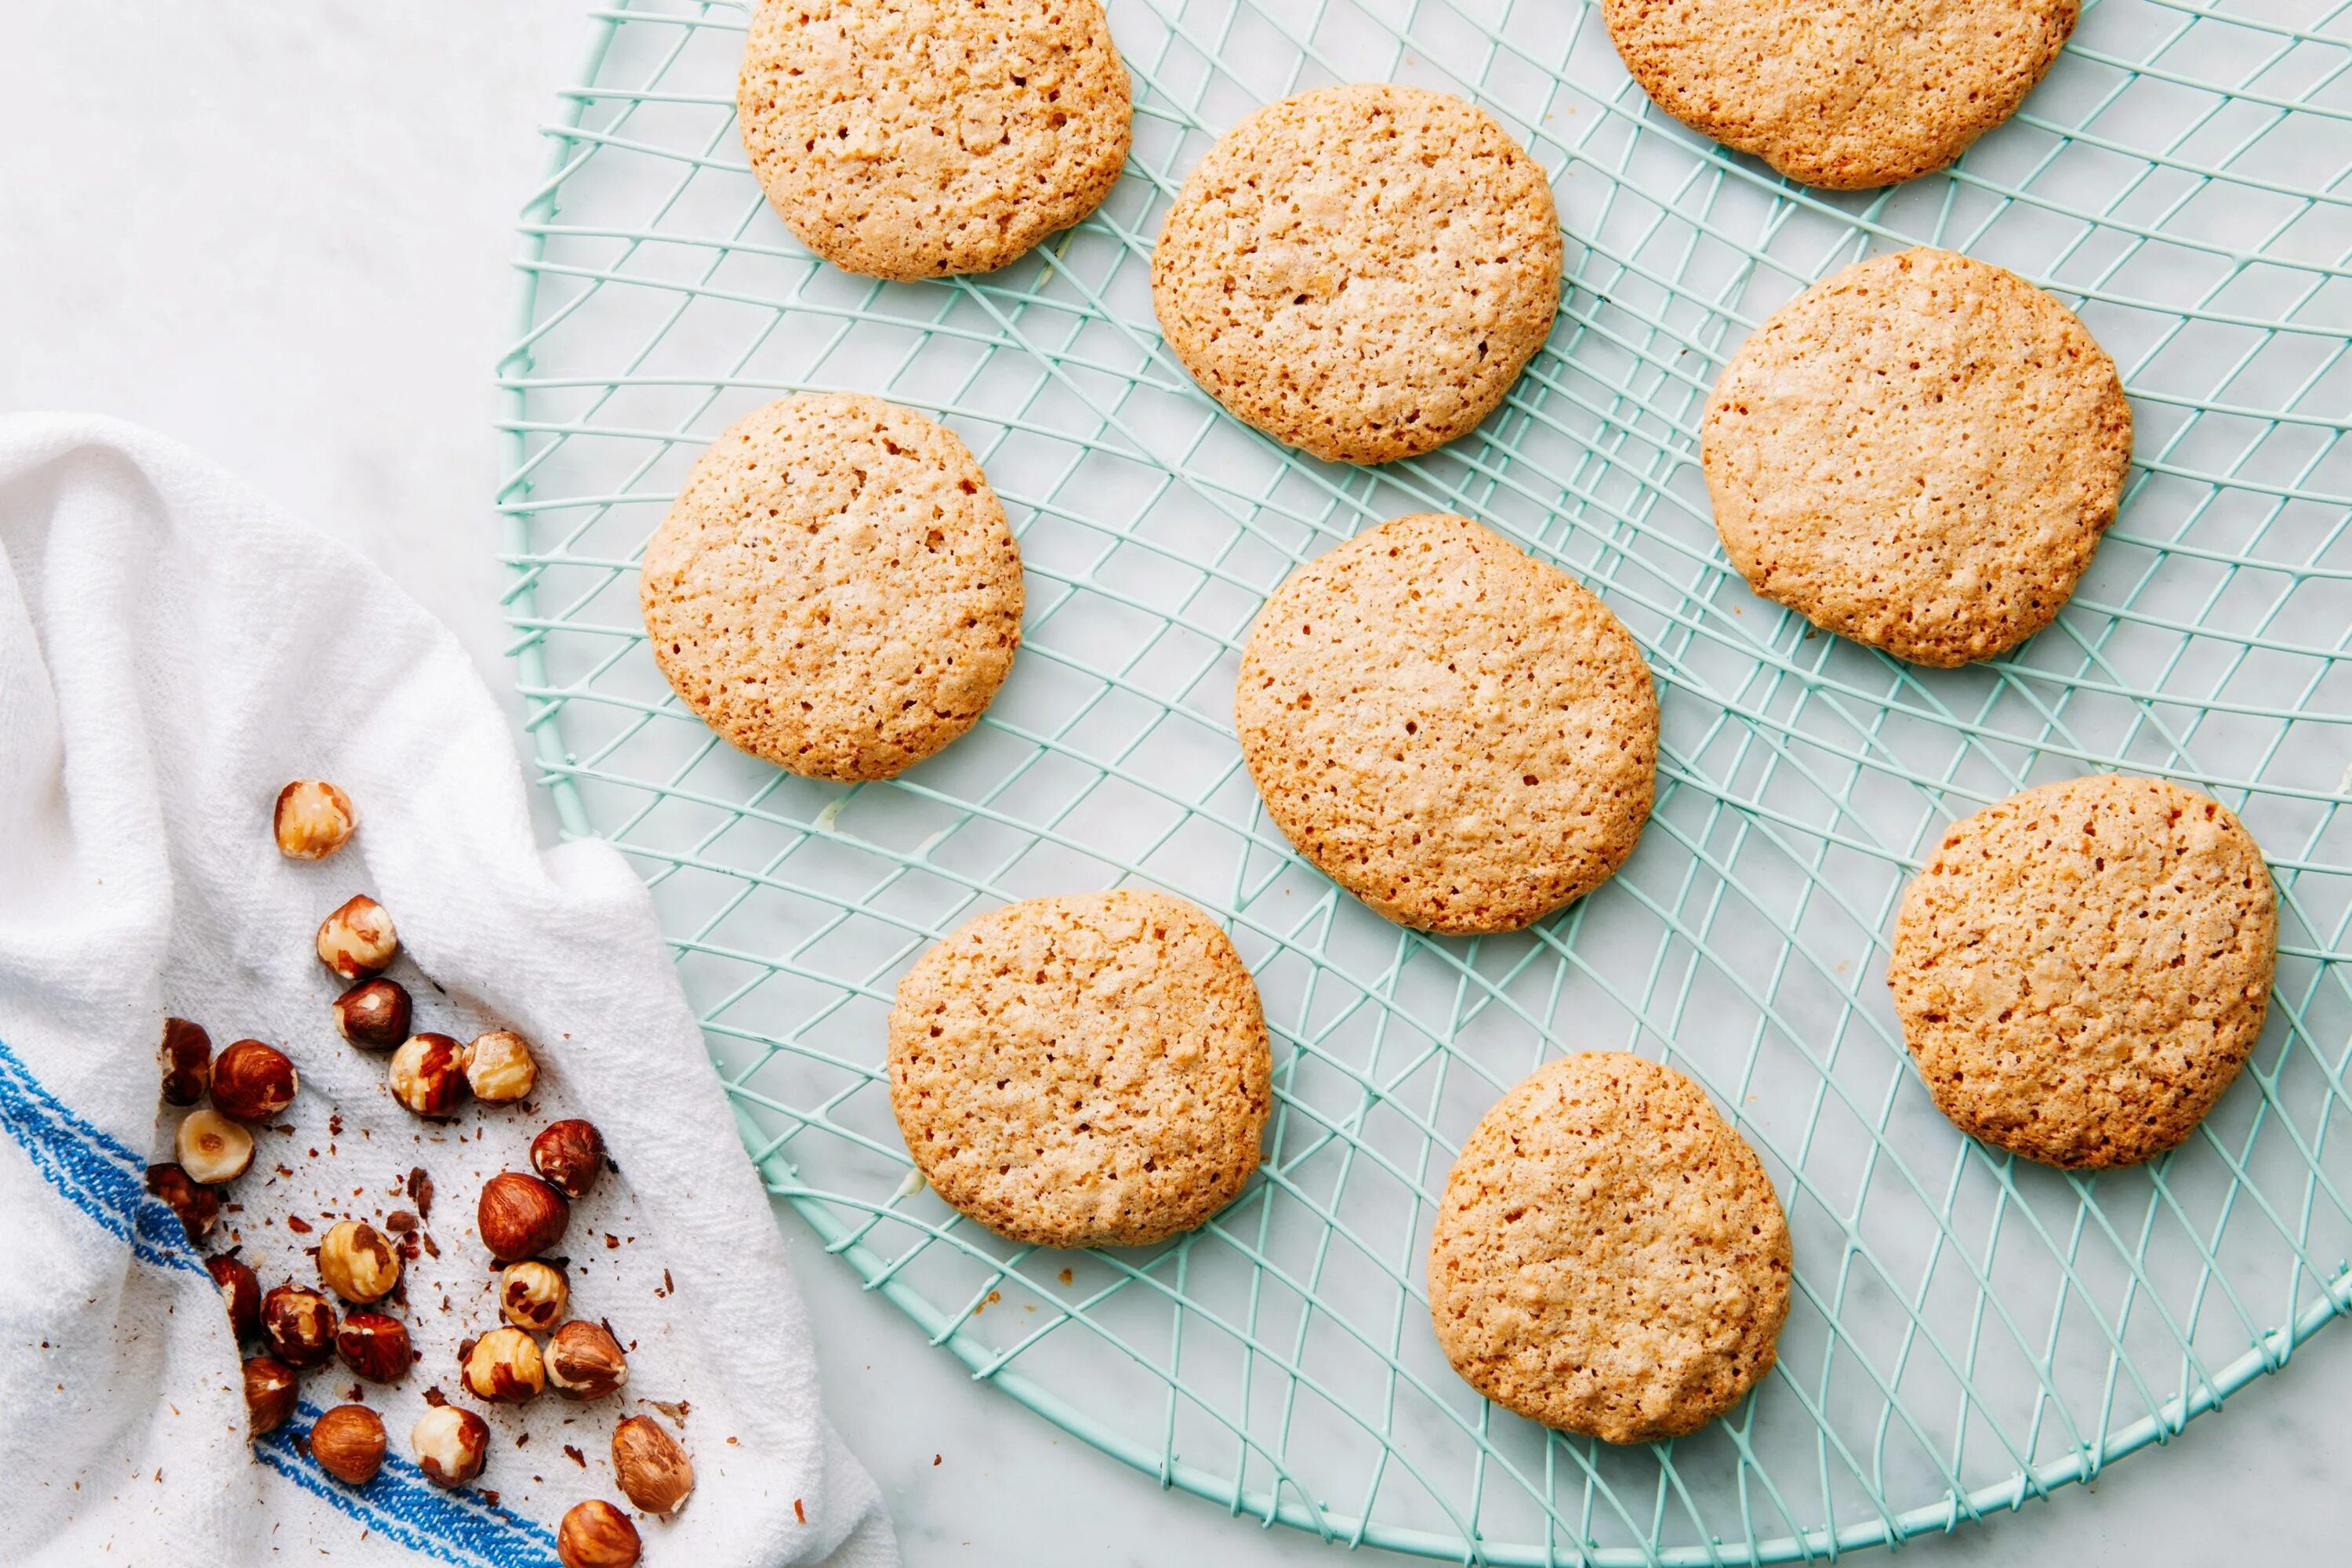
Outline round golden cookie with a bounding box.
[887,891,1272,1249]
[1603,0,2078,190]
[1236,514,1657,935]
[1889,775,2277,1170]
[1428,1053,1792,1443]
[737,0,1131,280]
[1151,83,1563,466]
[641,394,1022,782]
[1703,248,2131,667]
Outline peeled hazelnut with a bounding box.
[336,1309,415,1383]
[463,1029,539,1103]
[317,895,398,979]
[242,1355,298,1437]
[274,779,358,859]
[159,1017,212,1105]
[318,1220,401,1303]
[146,1163,220,1241]
[558,1499,643,1568]
[308,1403,387,1486]
[477,1171,569,1261]
[544,1319,629,1402]
[411,1404,488,1488]
[612,1414,694,1515]
[176,1109,255,1184]
[499,1260,568,1333]
[333,978,412,1050]
[460,1324,546,1403]
[530,1119,605,1200]
[388,1033,469,1117]
[261,1283,339,1367]
[210,1039,299,1122]
[208,1254,262,1341]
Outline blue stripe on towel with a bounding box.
[256,1404,561,1566]
[0,1036,203,1272]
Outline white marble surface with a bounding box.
[4,4,2346,1562]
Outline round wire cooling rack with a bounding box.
[496,1,2352,1561]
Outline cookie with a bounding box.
[887,891,1272,1248]
[641,393,1022,782]
[1236,514,1657,935]
[1703,247,2130,667]
[1603,0,2078,189]
[737,0,1131,280]
[1428,1053,1792,1443]
[1889,775,2276,1170]
[1151,83,1563,466]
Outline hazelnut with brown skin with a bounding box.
[411,1404,489,1488]
[242,1355,299,1437]
[336,1310,415,1383]
[318,1220,401,1303]
[477,1171,569,1261]
[388,1033,469,1117]
[316,895,398,979]
[530,1119,605,1200]
[209,1039,299,1122]
[459,1325,546,1403]
[176,1109,255,1184]
[208,1254,261,1341]
[612,1414,694,1515]
[557,1499,643,1568]
[274,779,358,859]
[308,1403,387,1486]
[332,978,412,1050]
[544,1319,629,1402]
[261,1283,339,1367]
[499,1260,568,1333]
[146,1163,220,1242]
[159,1018,212,1105]
[463,1029,538,1103]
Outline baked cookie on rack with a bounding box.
[1703,247,2131,666]
[887,891,1272,1249]
[737,0,1131,278]
[1236,514,1656,934]
[640,392,1022,782]
[1151,83,1563,465]
[1428,1052,1792,1443]
[1889,774,2277,1169]
[1603,0,2079,189]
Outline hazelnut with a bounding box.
[208,1254,262,1341]
[242,1355,299,1437]
[318,1220,401,1303]
[557,1499,643,1568]
[316,895,398,979]
[530,1119,605,1199]
[261,1283,339,1367]
[499,1259,568,1333]
[176,1108,255,1184]
[388,1033,469,1117]
[146,1163,220,1241]
[463,1029,538,1103]
[477,1171,569,1261]
[209,1039,299,1122]
[459,1324,546,1403]
[611,1414,694,1515]
[332,978,412,1050]
[308,1403,387,1486]
[410,1404,488,1488]
[159,1017,212,1105]
[274,779,358,859]
[335,1309,415,1383]
[544,1319,629,1402]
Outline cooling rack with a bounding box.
[495,1,2352,1560]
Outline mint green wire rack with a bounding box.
[495,1,2352,1560]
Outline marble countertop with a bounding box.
[5,4,2345,1561]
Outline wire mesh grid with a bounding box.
[495,1,2352,1560]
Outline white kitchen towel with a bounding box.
[0,413,898,1566]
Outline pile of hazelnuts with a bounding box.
[143,779,687,1568]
